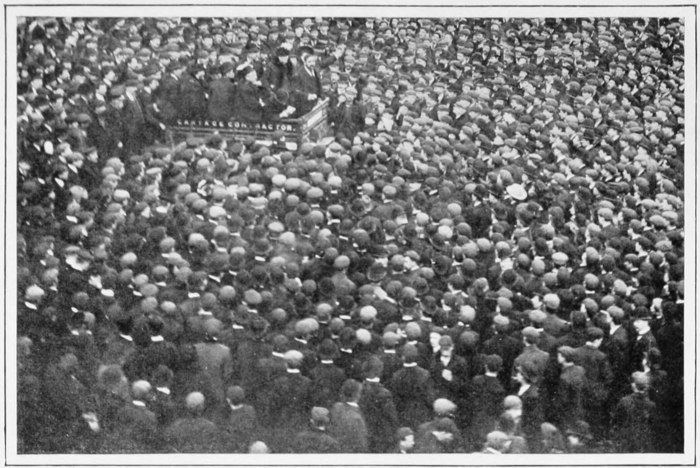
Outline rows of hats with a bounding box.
[17,16,684,454]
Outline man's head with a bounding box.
[340,378,362,403]
[397,427,415,451]
[438,335,453,358]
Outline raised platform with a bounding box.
[169,99,331,151]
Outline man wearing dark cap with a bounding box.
[358,356,399,453]
[122,79,147,155]
[195,318,234,416]
[234,64,267,123]
[482,315,523,392]
[470,354,506,444]
[612,371,657,453]
[101,380,161,452]
[513,326,549,386]
[268,350,313,452]
[292,406,341,453]
[179,64,208,120]
[101,86,126,157]
[157,60,186,123]
[219,385,258,453]
[552,346,586,431]
[265,46,295,92]
[429,334,470,428]
[389,344,435,429]
[207,62,237,121]
[329,379,369,453]
[164,392,220,452]
[630,309,658,373]
[309,338,347,409]
[573,327,613,439]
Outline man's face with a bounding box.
[400,435,415,451]
[440,345,453,358]
[633,318,648,334]
[304,55,317,69]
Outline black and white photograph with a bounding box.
[3,2,697,466]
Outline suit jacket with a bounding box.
[612,392,656,452]
[554,364,586,429]
[103,402,160,453]
[415,417,464,453]
[329,402,369,453]
[292,427,341,453]
[309,362,347,409]
[270,371,312,428]
[359,380,399,453]
[123,340,178,382]
[235,80,266,123]
[100,333,136,367]
[518,384,544,449]
[631,330,658,372]
[156,73,180,123]
[481,333,523,391]
[178,73,208,120]
[164,416,220,453]
[430,353,470,402]
[207,77,236,121]
[470,374,505,437]
[220,404,258,452]
[573,344,613,403]
[379,350,404,383]
[122,93,146,153]
[293,65,322,98]
[195,341,233,408]
[390,365,435,429]
[292,65,323,115]
[463,202,492,239]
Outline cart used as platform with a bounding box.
[169,99,331,151]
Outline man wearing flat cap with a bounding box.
[268,349,313,452]
[389,344,435,429]
[429,335,470,426]
[329,378,369,453]
[219,385,258,452]
[164,392,220,452]
[293,406,341,453]
[195,318,234,417]
[102,380,161,452]
[573,327,613,439]
[612,371,657,453]
[179,64,208,120]
[358,356,399,453]
[552,346,586,431]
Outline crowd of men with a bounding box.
[16,15,685,454]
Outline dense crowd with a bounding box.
[16,16,685,454]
